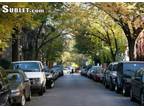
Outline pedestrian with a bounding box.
[71,69,74,74]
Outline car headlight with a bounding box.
[47,74,53,78]
[11,89,20,95]
[112,72,117,76]
[112,78,116,82]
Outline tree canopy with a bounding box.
[0,2,144,66]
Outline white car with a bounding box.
[12,61,46,96]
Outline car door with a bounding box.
[21,72,30,98]
[133,70,142,99]
[106,65,111,84]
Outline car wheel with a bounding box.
[115,85,120,93]
[4,95,10,106]
[104,81,108,88]
[109,81,114,91]
[50,82,55,88]
[140,93,144,105]
[38,87,43,96]
[43,85,46,93]
[122,87,127,96]
[26,90,31,101]
[20,94,26,106]
[130,89,135,102]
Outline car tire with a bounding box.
[104,81,108,88]
[38,87,43,96]
[109,83,113,91]
[130,89,135,102]
[26,90,31,101]
[122,86,127,96]
[140,93,144,105]
[109,80,114,91]
[48,82,55,88]
[51,82,55,88]
[115,85,120,93]
[4,95,10,106]
[43,85,46,93]
[20,94,26,106]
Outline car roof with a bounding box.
[12,61,42,63]
[110,62,118,65]
[91,66,101,68]
[118,61,144,64]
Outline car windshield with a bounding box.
[113,64,117,71]
[7,73,22,83]
[123,63,144,76]
[44,66,49,72]
[13,62,40,72]
[94,66,101,71]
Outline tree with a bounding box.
[0,2,40,61]
[74,6,126,63]
[0,2,68,61]
[91,2,144,60]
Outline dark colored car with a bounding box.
[44,67,55,88]
[130,68,144,105]
[91,66,104,82]
[0,69,10,106]
[87,66,98,78]
[115,61,144,96]
[7,70,31,106]
[53,65,64,77]
[104,62,118,90]
[50,67,59,80]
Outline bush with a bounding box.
[0,59,12,69]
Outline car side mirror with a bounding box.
[42,68,46,72]
[135,77,141,81]
[24,78,30,83]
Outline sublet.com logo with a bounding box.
[1,5,45,13]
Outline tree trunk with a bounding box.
[12,28,19,62]
[34,22,45,60]
[127,37,135,61]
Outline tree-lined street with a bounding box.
[26,74,137,106]
[0,2,144,106]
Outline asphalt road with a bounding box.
[26,73,138,106]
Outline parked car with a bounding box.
[104,62,118,90]
[87,67,92,78]
[7,70,31,106]
[52,65,64,76]
[91,66,104,82]
[57,65,64,76]
[63,67,72,74]
[115,61,144,96]
[80,67,86,76]
[12,61,46,96]
[50,67,60,80]
[80,65,92,76]
[44,66,55,88]
[0,68,10,106]
[130,68,144,105]
[75,67,81,73]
